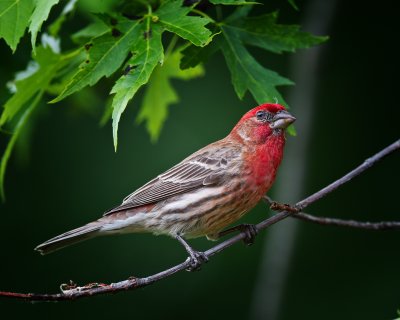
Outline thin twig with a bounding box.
[0,139,399,301]
[263,195,400,230]
[294,212,400,230]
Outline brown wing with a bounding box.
[103,141,240,215]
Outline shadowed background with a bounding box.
[0,0,399,319]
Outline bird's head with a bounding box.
[230,103,296,144]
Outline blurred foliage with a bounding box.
[0,0,326,198]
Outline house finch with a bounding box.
[35,103,295,269]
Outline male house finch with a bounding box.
[35,103,295,268]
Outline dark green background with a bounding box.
[1,0,399,319]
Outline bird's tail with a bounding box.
[34,222,102,255]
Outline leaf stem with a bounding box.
[191,8,216,23]
[147,3,152,16]
[60,47,83,61]
[145,4,152,36]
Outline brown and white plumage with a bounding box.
[35,104,295,255]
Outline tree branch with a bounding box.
[294,212,400,230]
[0,139,399,302]
[263,195,400,231]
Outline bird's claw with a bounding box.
[186,251,209,272]
[238,224,258,246]
[175,234,209,271]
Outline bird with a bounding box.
[35,103,295,269]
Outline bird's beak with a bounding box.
[269,110,296,130]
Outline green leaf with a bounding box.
[0,92,41,201]
[29,0,60,52]
[220,26,293,105]
[137,65,177,143]
[156,0,212,46]
[45,50,86,96]
[138,49,204,141]
[0,0,35,51]
[210,0,259,5]
[111,22,163,150]
[71,19,110,43]
[52,16,142,103]
[0,46,61,126]
[233,12,328,53]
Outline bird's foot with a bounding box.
[176,234,209,272]
[218,223,258,246]
[185,250,209,272]
[237,224,258,246]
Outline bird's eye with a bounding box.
[256,110,273,122]
[256,110,266,120]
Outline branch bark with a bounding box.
[0,139,399,302]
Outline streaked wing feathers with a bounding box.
[103,143,239,215]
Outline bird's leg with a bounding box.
[217,224,258,246]
[175,234,209,272]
